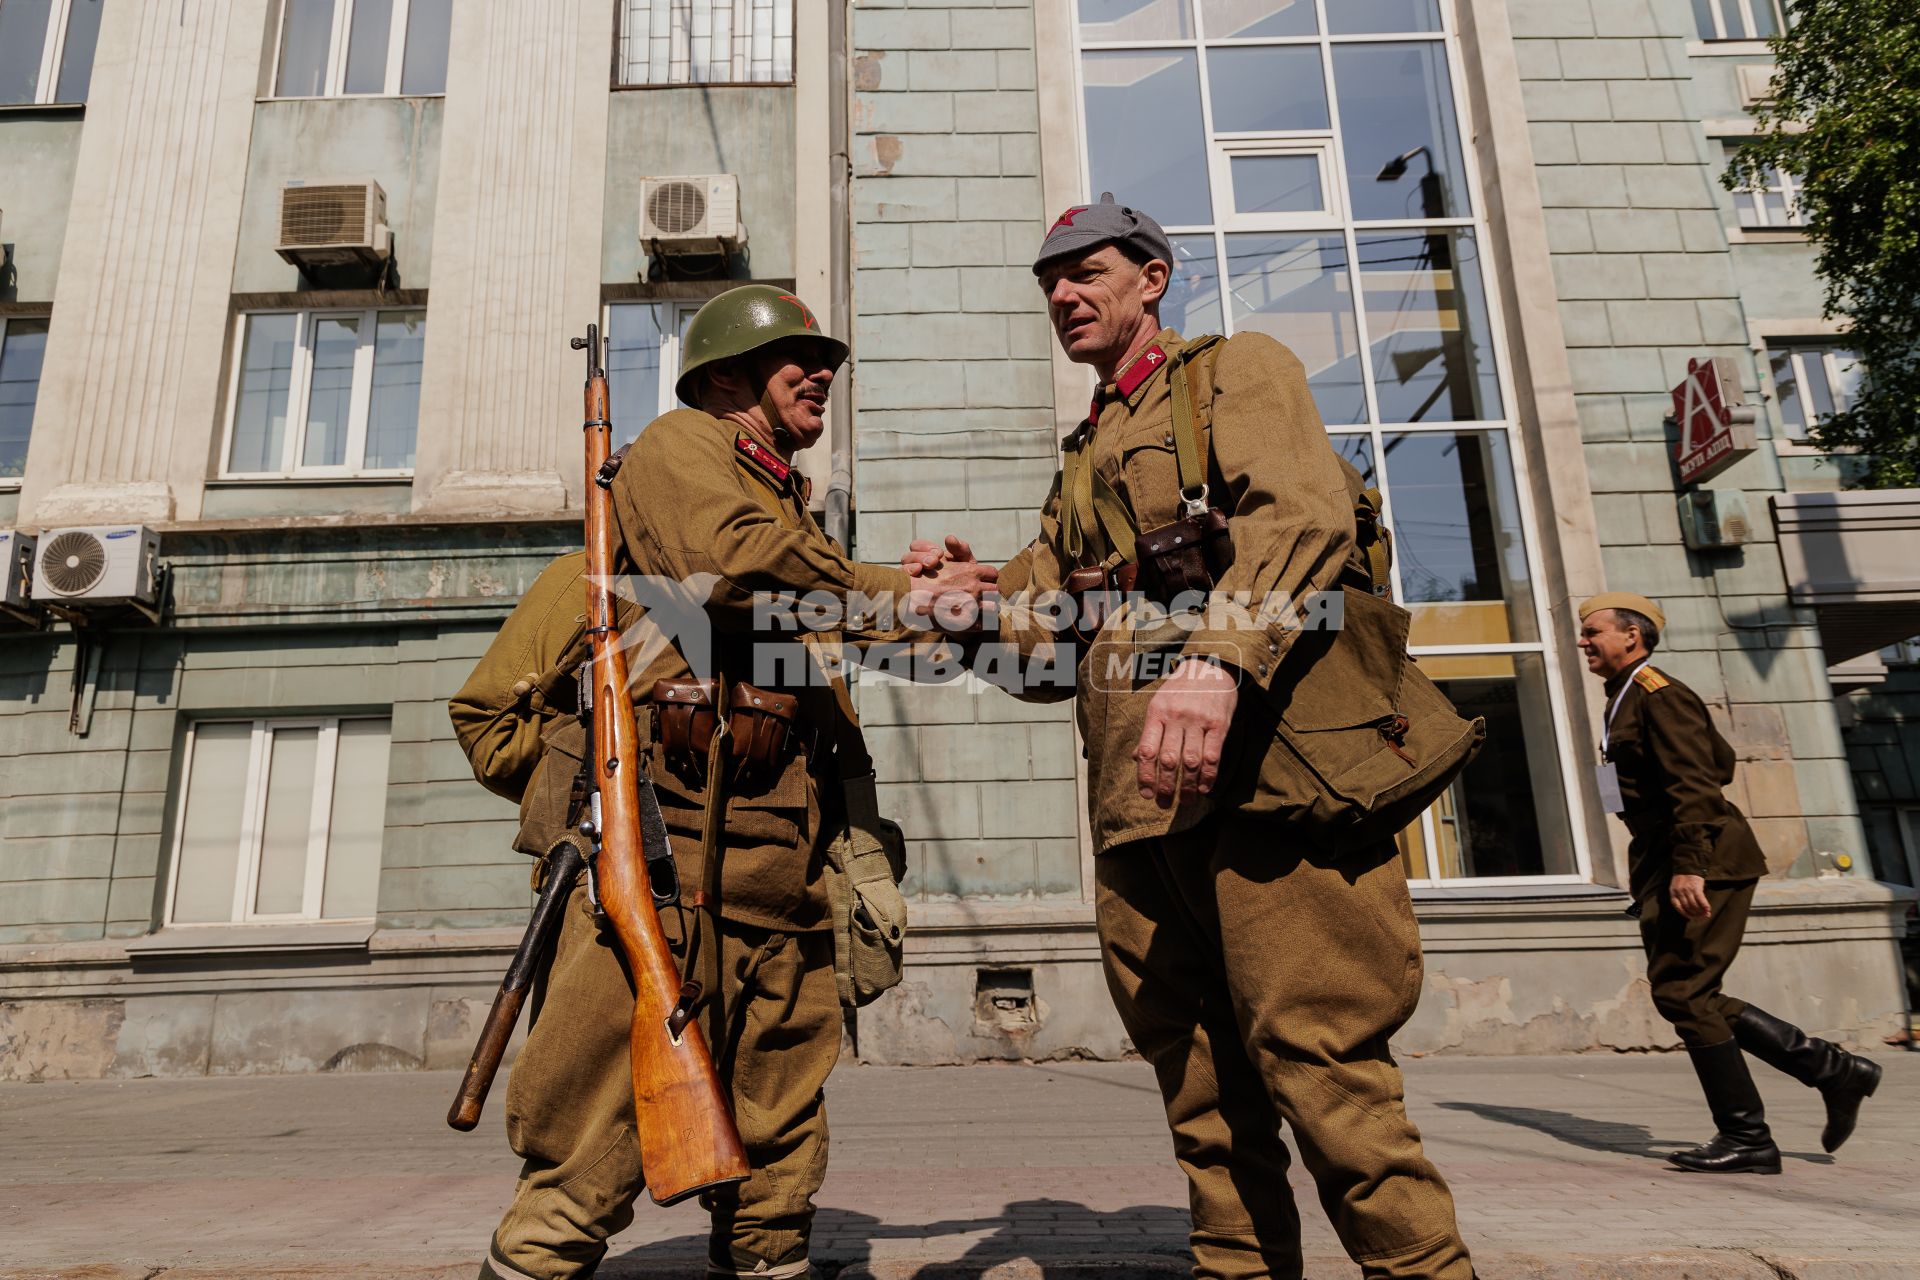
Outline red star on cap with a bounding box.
[1050,206,1088,232]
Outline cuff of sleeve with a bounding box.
[1669,844,1713,878]
[1181,624,1289,694]
[851,564,915,630]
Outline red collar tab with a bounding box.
[1050,206,1089,232]
[1115,344,1168,400]
[735,433,793,486]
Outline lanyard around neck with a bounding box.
[1601,658,1650,757]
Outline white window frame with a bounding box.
[1765,341,1861,442]
[1210,136,1342,230]
[1071,0,1592,888]
[219,307,422,479]
[269,0,442,99]
[7,0,93,106]
[1727,149,1805,228]
[603,298,704,421]
[1698,0,1788,42]
[162,717,383,927]
[616,0,796,88]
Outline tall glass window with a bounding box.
[618,1,794,87]
[1074,0,1581,882]
[271,0,451,98]
[0,0,103,105]
[604,300,702,445]
[0,317,50,480]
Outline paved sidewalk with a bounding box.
[0,1052,1913,1278]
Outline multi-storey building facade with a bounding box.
[1,0,1912,1078]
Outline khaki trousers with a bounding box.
[1638,877,1756,1048]
[1096,814,1471,1280]
[490,873,841,1279]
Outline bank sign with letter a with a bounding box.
[1672,356,1757,486]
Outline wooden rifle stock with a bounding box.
[447,838,587,1131]
[574,326,750,1206]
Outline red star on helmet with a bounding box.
[1050,206,1089,232]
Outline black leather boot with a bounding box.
[1668,1038,1781,1174]
[1733,1004,1882,1152]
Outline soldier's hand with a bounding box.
[1135,658,1237,808]
[908,551,998,632]
[1670,874,1711,920]
[902,539,947,578]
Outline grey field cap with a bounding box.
[1031,192,1175,276]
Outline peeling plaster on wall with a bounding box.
[1405,965,1679,1056]
[0,999,124,1080]
[862,980,965,1065]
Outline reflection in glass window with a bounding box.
[1079,0,1192,42]
[1332,432,1375,488]
[1327,0,1441,34]
[1198,0,1314,38]
[606,301,702,444]
[1225,233,1364,425]
[0,318,50,479]
[1725,144,1805,228]
[1406,655,1575,879]
[0,0,102,105]
[1206,46,1328,134]
[1333,42,1469,221]
[1359,230,1501,423]
[1692,0,1784,40]
[1769,344,1862,442]
[1384,430,1536,643]
[274,0,451,97]
[226,308,425,475]
[1082,50,1213,227]
[1230,154,1324,216]
[1163,235,1223,338]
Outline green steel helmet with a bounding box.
[674,285,850,406]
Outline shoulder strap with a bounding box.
[1168,335,1224,513]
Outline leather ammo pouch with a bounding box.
[727,681,801,793]
[651,677,720,777]
[1136,506,1234,605]
[1242,585,1485,848]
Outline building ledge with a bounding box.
[1772,489,1920,661]
[123,921,375,959]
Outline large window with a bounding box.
[272,0,451,98]
[1691,0,1786,41]
[605,300,701,442]
[1724,144,1805,229]
[166,717,391,926]
[0,0,103,105]
[1766,342,1862,442]
[617,0,794,86]
[222,308,425,477]
[1076,0,1581,883]
[0,317,48,480]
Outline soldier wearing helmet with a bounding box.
[467,285,994,1280]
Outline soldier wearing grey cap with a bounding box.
[902,194,1477,1279]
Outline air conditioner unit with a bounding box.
[0,529,35,610]
[276,180,392,272]
[638,175,747,256]
[31,525,161,608]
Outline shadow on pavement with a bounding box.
[1438,1100,1835,1166]
[606,1200,1194,1278]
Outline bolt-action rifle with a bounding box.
[447,326,748,1208]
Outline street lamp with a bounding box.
[1376,145,1444,219]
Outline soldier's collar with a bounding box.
[734,431,809,501]
[1095,329,1186,416]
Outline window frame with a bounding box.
[268,0,447,99]
[162,716,387,928]
[1070,0,1592,888]
[218,306,425,479]
[1763,339,1862,443]
[1695,0,1788,42]
[614,0,797,89]
[2,0,95,107]
[1725,144,1805,229]
[0,314,53,487]
[602,297,704,425]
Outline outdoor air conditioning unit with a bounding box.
[31,525,161,609]
[0,529,36,611]
[276,180,392,272]
[639,174,747,257]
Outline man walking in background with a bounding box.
[1578,592,1882,1174]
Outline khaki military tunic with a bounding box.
[997,331,1471,1280]
[1604,663,1769,1048]
[468,407,913,1279]
[997,328,1356,852]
